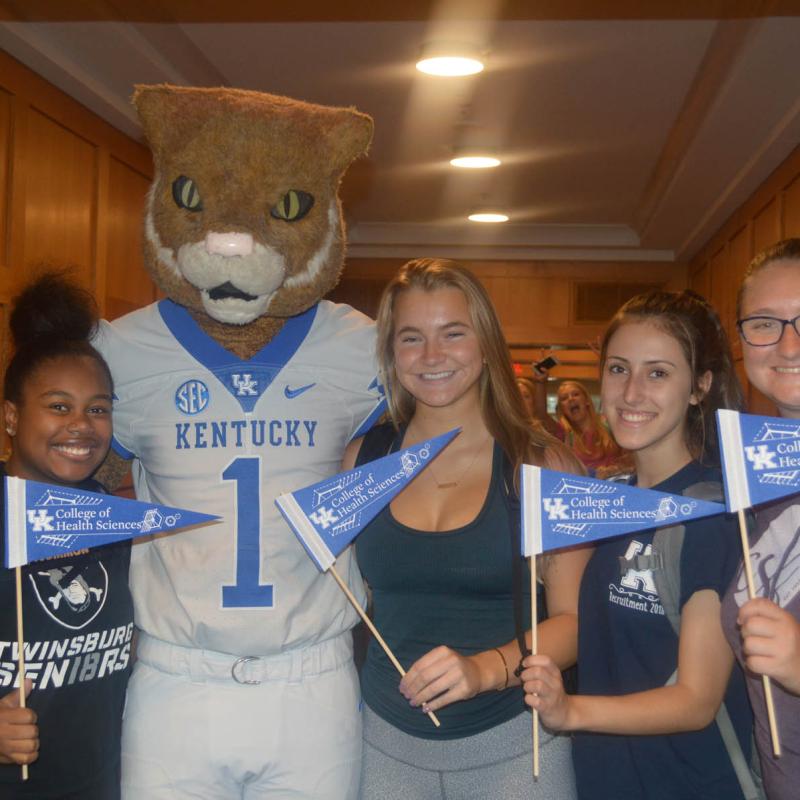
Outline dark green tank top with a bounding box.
[355,438,533,739]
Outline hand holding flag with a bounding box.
[276,428,459,730]
[718,409,787,756]
[519,462,726,775]
[4,476,219,781]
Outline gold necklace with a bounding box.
[426,434,491,490]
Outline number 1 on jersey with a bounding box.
[221,457,274,608]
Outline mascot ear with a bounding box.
[322,107,374,176]
[132,84,215,158]
[133,84,373,178]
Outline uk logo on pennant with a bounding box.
[276,429,459,572]
[718,409,800,512]
[4,477,219,569]
[520,465,726,557]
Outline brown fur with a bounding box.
[134,84,373,358]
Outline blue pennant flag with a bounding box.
[276,429,459,571]
[4,477,219,569]
[520,464,726,556]
[718,409,800,512]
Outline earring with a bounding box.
[6,427,14,436]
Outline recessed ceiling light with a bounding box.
[450,154,501,169]
[416,43,484,77]
[468,211,509,223]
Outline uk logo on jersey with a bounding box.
[175,379,210,415]
[208,366,276,412]
[231,373,259,396]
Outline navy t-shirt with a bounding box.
[0,464,134,798]
[573,461,752,800]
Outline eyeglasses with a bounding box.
[737,314,800,346]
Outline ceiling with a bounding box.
[1,1,799,264]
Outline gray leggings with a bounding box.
[359,705,577,800]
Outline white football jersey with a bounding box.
[95,299,384,655]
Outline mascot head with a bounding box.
[134,85,373,326]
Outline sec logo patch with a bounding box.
[175,379,209,415]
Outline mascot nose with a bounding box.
[205,232,254,257]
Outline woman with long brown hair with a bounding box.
[344,258,588,799]
[522,290,754,800]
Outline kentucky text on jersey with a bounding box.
[0,622,134,689]
[175,418,318,450]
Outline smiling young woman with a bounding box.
[522,289,755,800]
[0,273,133,800]
[344,258,589,800]
[721,238,800,800]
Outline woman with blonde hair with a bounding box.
[521,368,628,476]
[343,258,589,799]
[555,380,627,475]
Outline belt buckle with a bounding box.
[231,655,261,685]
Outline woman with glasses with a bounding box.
[721,238,800,800]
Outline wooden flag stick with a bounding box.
[530,555,539,778]
[14,566,28,781]
[328,564,441,728]
[737,509,781,757]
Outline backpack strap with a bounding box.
[619,479,764,800]
[661,668,763,800]
[654,480,723,633]
[501,454,534,672]
[354,422,399,467]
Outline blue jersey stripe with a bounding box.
[111,436,135,460]
[157,300,319,412]
[350,399,387,442]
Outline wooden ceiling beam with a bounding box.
[1,0,796,24]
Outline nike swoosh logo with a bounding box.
[284,382,316,399]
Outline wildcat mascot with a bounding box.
[94,85,384,800]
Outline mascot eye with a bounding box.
[270,190,314,222]
[172,176,203,211]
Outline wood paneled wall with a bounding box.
[689,145,800,414]
[0,50,154,456]
[0,50,154,319]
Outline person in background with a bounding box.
[554,380,627,475]
[0,273,133,799]
[522,289,754,800]
[722,237,800,800]
[525,367,629,476]
[515,375,538,420]
[346,258,590,800]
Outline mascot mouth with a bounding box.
[207,282,259,302]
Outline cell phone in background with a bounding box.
[532,355,559,375]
